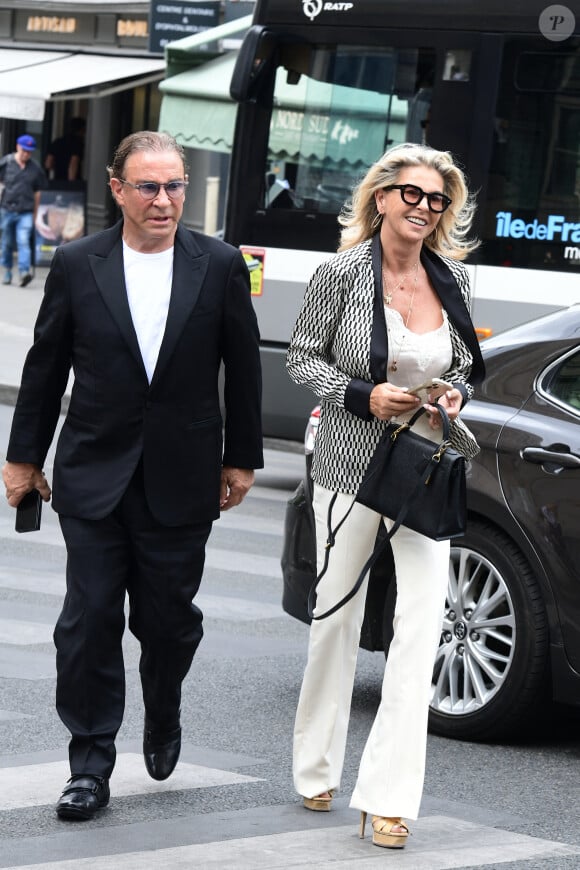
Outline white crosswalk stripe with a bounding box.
[0,617,54,644]
[0,753,263,811]
[1,816,580,869]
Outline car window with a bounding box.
[545,350,580,411]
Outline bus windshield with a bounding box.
[261,38,580,275]
[265,46,435,214]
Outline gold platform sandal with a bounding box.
[303,790,334,812]
[359,812,409,848]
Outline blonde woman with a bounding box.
[287,143,485,849]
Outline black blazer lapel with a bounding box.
[150,227,210,389]
[369,233,388,383]
[88,237,147,378]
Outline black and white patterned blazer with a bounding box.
[287,235,485,495]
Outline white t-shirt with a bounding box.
[123,242,173,383]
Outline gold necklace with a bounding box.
[388,266,419,373]
[382,260,419,305]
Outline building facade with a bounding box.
[0,1,165,234]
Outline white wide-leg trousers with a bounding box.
[293,484,449,820]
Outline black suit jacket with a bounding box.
[7,221,263,525]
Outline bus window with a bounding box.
[263,45,436,213]
[443,50,472,81]
[482,41,580,272]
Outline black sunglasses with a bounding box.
[384,183,452,213]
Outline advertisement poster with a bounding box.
[35,189,86,266]
[240,246,265,296]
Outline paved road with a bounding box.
[1,271,580,868]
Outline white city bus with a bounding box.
[225,0,579,439]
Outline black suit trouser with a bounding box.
[55,464,212,779]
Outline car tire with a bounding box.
[428,520,550,742]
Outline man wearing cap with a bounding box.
[0,134,46,287]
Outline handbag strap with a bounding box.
[307,404,451,621]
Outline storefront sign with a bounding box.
[117,19,149,38]
[26,16,76,33]
[14,9,148,47]
[148,2,220,54]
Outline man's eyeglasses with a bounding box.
[119,179,188,201]
[384,183,452,213]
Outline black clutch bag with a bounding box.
[308,404,466,620]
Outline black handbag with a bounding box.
[308,404,466,620]
[356,404,466,540]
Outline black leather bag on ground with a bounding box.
[308,404,466,621]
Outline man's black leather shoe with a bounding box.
[56,775,110,820]
[143,720,182,781]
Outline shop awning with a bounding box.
[159,52,405,166]
[0,50,166,121]
[159,53,238,152]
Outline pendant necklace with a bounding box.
[382,259,419,305]
[389,264,419,373]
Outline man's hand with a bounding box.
[2,462,51,508]
[220,467,255,511]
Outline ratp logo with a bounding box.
[302,1,354,21]
[302,0,323,19]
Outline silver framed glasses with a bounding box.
[119,179,188,201]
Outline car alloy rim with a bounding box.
[431,546,516,716]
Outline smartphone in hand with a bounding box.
[15,489,42,533]
[407,378,453,404]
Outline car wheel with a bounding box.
[429,520,550,741]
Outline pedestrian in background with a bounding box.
[44,117,86,182]
[0,133,46,286]
[2,131,263,821]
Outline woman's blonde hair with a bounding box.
[338,143,479,260]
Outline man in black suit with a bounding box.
[2,131,263,820]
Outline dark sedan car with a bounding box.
[281,305,580,742]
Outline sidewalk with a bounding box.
[0,266,51,405]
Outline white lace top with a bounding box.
[385,305,453,440]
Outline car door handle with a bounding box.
[522,447,580,468]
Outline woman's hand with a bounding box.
[424,388,463,430]
[369,383,421,421]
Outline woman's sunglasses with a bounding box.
[384,183,452,213]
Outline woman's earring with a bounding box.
[371,211,383,232]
